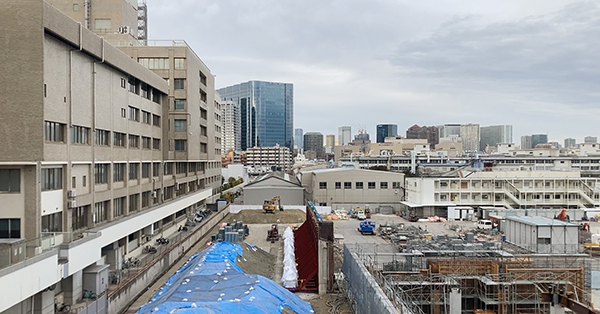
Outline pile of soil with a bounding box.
[228,209,306,224]
[236,242,277,280]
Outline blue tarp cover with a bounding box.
[136,242,314,314]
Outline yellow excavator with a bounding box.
[263,196,283,213]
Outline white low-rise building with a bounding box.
[504,216,579,254]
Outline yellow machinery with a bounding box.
[263,196,283,213]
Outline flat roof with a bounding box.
[506,216,577,227]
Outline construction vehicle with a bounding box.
[358,220,376,235]
[267,224,279,243]
[263,196,283,213]
[365,207,372,219]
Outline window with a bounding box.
[129,106,140,121]
[114,163,126,182]
[0,218,20,238]
[113,197,125,218]
[164,163,173,175]
[142,111,151,124]
[200,143,207,153]
[174,58,185,69]
[380,182,388,189]
[174,119,186,131]
[368,182,376,189]
[120,78,126,88]
[152,89,161,104]
[94,18,111,30]
[164,186,174,200]
[138,58,169,70]
[44,121,65,142]
[142,163,150,178]
[174,79,185,90]
[176,162,187,174]
[129,193,139,212]
[153,162,160,177]
[129,163,139,180]
[392,182,402,189]
[356,182,363,189]
[41,168,62,191]
[142,136,151,149]
[71,176,76,189]
[121,108,126,117]
[128,134,139,148]
[95,129,110,146]
[94,164,109,184]
[200,108,207,120]
[319,182,327,189]
[70,126,90,144]
[114,132,126,147]
[200,90,207,102]
[72,205,89,230]
[93,201,109,224]
[83,175,87,187]
[42,213,62,232]
[335,182,341,189]
[344,182,352,189]
[174,99,185,110]
[127,76,137,94]
[0,169,20,192]
[153,114,161,127]
[199,71,207,85]
[153,138,161,150]
[142,191,151,208]
[141,83,150,99]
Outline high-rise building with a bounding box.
[531,134,548,148]
[479,125,513,152]
[438,124,461,138]
[325,134,336,154]
[521,136,533,149]
[221,99,241,153]
[376,124,398,143]
[304,132,324,158]
[564,138,577,148]
[294,128,304,150]
[585,136,598,144]
[406,125,439,148]
[460,124,480,153]
[0,2,224,312]
[245,145,293,171]
[338,126,351,146]
[217,81,293,150]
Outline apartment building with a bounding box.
[0,2,221,313]
[245,145,293,172]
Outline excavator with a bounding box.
[263,196,283,214]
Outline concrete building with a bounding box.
[243,173,304,206]
[294,128,303,151]
[304,132,324,159]
[221,99,241,153]
[585,136,598,144]
[0,2,222,313]
[479,125,512,152]
[376,124,398,143]
[338,126,351,146]
[521,135,532,149]
[505,216,579,254]
[460,123,480,153]
[301,168,405,210]
[564,137,577,148]
[245,145,293,172]
[406,125,439,148]
[531,134,548,148]
[325,134,336,154]
[438,124,461,138]
[217,81,294,150]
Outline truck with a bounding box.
[356,210,367,220]
[358,220,376,235]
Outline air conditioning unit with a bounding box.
[67,200,77,208]
[152,191,157,198]
[67,189,76,198]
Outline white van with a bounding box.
[476,220,493,230]
[356,210,366,220]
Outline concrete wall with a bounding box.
[106,206,229,314]
[244,187,304,206]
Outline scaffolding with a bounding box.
[347,243,593,314]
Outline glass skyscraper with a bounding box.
[217,81,293,150]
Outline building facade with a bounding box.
[438,124,461,138]
[221,99,241,153]
[460,124,480,153]
[479,125,512,152]
[531,134,548,148]
[521,135,532,149]
[325,134,335,154]
[585,136,598,144]
[217,81,294,150]
[304,132,324,159]
[0,2,222,313]
[564,138,577,148]
[406,125,439,148]
[245,145,293,172]
[338,126,351,146]
[376,124,398,143]
[294,128,304,151]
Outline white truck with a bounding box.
[356,210,367,220]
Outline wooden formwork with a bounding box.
[430,260,499,276]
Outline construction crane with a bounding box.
[263,196,283,214]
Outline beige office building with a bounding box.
[0,1,221,313]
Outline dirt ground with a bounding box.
[228,209,306,224]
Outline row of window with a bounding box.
[138,57,186,70]
[120,76,162,104]
[319,181,402,190]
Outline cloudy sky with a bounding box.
[147,0,600,144]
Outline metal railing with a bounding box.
[0,232,81,270]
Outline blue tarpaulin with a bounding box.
[135,242,314,314]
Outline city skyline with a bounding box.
[147,0,600,142]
